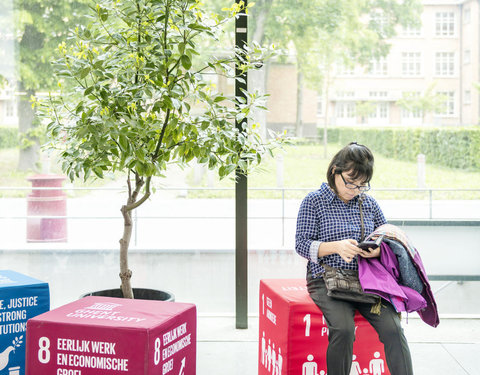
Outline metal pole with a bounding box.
[235,0,248,329]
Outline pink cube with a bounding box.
[26,296,196,375]
[259,279,390,375]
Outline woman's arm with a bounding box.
[295,194,320,263]
[296,194,363,263]
[318,239,364,263]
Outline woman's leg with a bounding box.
[307,274,357,375]
[357,302,414,375]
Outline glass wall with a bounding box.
[244,0,480,316]
[0,0,479,316]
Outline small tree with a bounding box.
[396,83,447,124]
[41,0,281,299]
[0,74,7,87]
[355,101,376,124]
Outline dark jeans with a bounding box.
[307,272,414,375]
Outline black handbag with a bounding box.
[321,195,380,305]
[322,263,379,304]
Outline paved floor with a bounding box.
[196,316,480,375]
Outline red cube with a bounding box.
[26,296,196,375]
[259,279,390,375]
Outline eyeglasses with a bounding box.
[340,173,371,192]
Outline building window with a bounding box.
[6,101,14,117]
[317,96,323,117]
[400,91,422,118]
[401,107,422,118]
[368,58,388,75]
[435,52,455,76]
[464,90,471,105]
[435,12,455,37]
[369,102,389,119]
[436,91,455,116]
[336,63,355,76]
[401,52,422,76]
[401,24,421,37]
[336,91,355,99]
[369,91,388,98]
[370,11,389,37]
[464,49,471,64]
[464,7,471,24]
[378,102,388,118]
[336,102,355,118]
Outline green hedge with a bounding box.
[0,126,18,149]
[327,126,480,171]
[316,128,340,143]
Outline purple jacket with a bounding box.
[358,242,439,327]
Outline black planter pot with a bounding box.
[83,288,175,301]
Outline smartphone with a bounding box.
[357,235,385,252]
[357,241,379,251]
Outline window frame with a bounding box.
[435,12,455,37]
[435,51,455,76]
[401,52,422,76]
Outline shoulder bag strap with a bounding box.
[359,194,365,242]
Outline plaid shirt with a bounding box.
[295,182,387,278]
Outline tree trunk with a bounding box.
[251,0,273,45]
[17,87,39,171]
[250,0,273,139]
[119,204,134,299]
[118,175,148,299]
[249,63,269,139]
[296,69,303,138]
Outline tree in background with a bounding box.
[396,83,447,124]
[355,101,377,124]
[245,0,423,148]
[0,75,7,88]
[14,0,90,171]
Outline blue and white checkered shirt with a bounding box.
[295,182,387,278]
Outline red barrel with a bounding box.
[26,174,67,242]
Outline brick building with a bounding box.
[264,0,479,136]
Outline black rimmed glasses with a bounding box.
[340,173,371,192]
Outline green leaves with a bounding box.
[42,0,285,189]
[180,55,192,70]
[119,135,129,152]
[96,4,109,22]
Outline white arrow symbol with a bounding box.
[178,357,186,375]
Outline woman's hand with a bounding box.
[335,239,363,263]
[358,245,381,258]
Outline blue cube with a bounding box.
[0,270,49,375]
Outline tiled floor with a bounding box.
[197,316,480,375]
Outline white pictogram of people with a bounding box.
[369,352,385,375]
[261,332,283,375]
[299,351,385,375]
[262,332,385,375]
[302,354,326,375]
[350,352,385,375]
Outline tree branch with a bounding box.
[125,175,151,211]
[152,108,171,160]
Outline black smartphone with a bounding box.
[357,235,385,252]
[357,241,379,251]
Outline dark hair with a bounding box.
[326,142,374,192]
